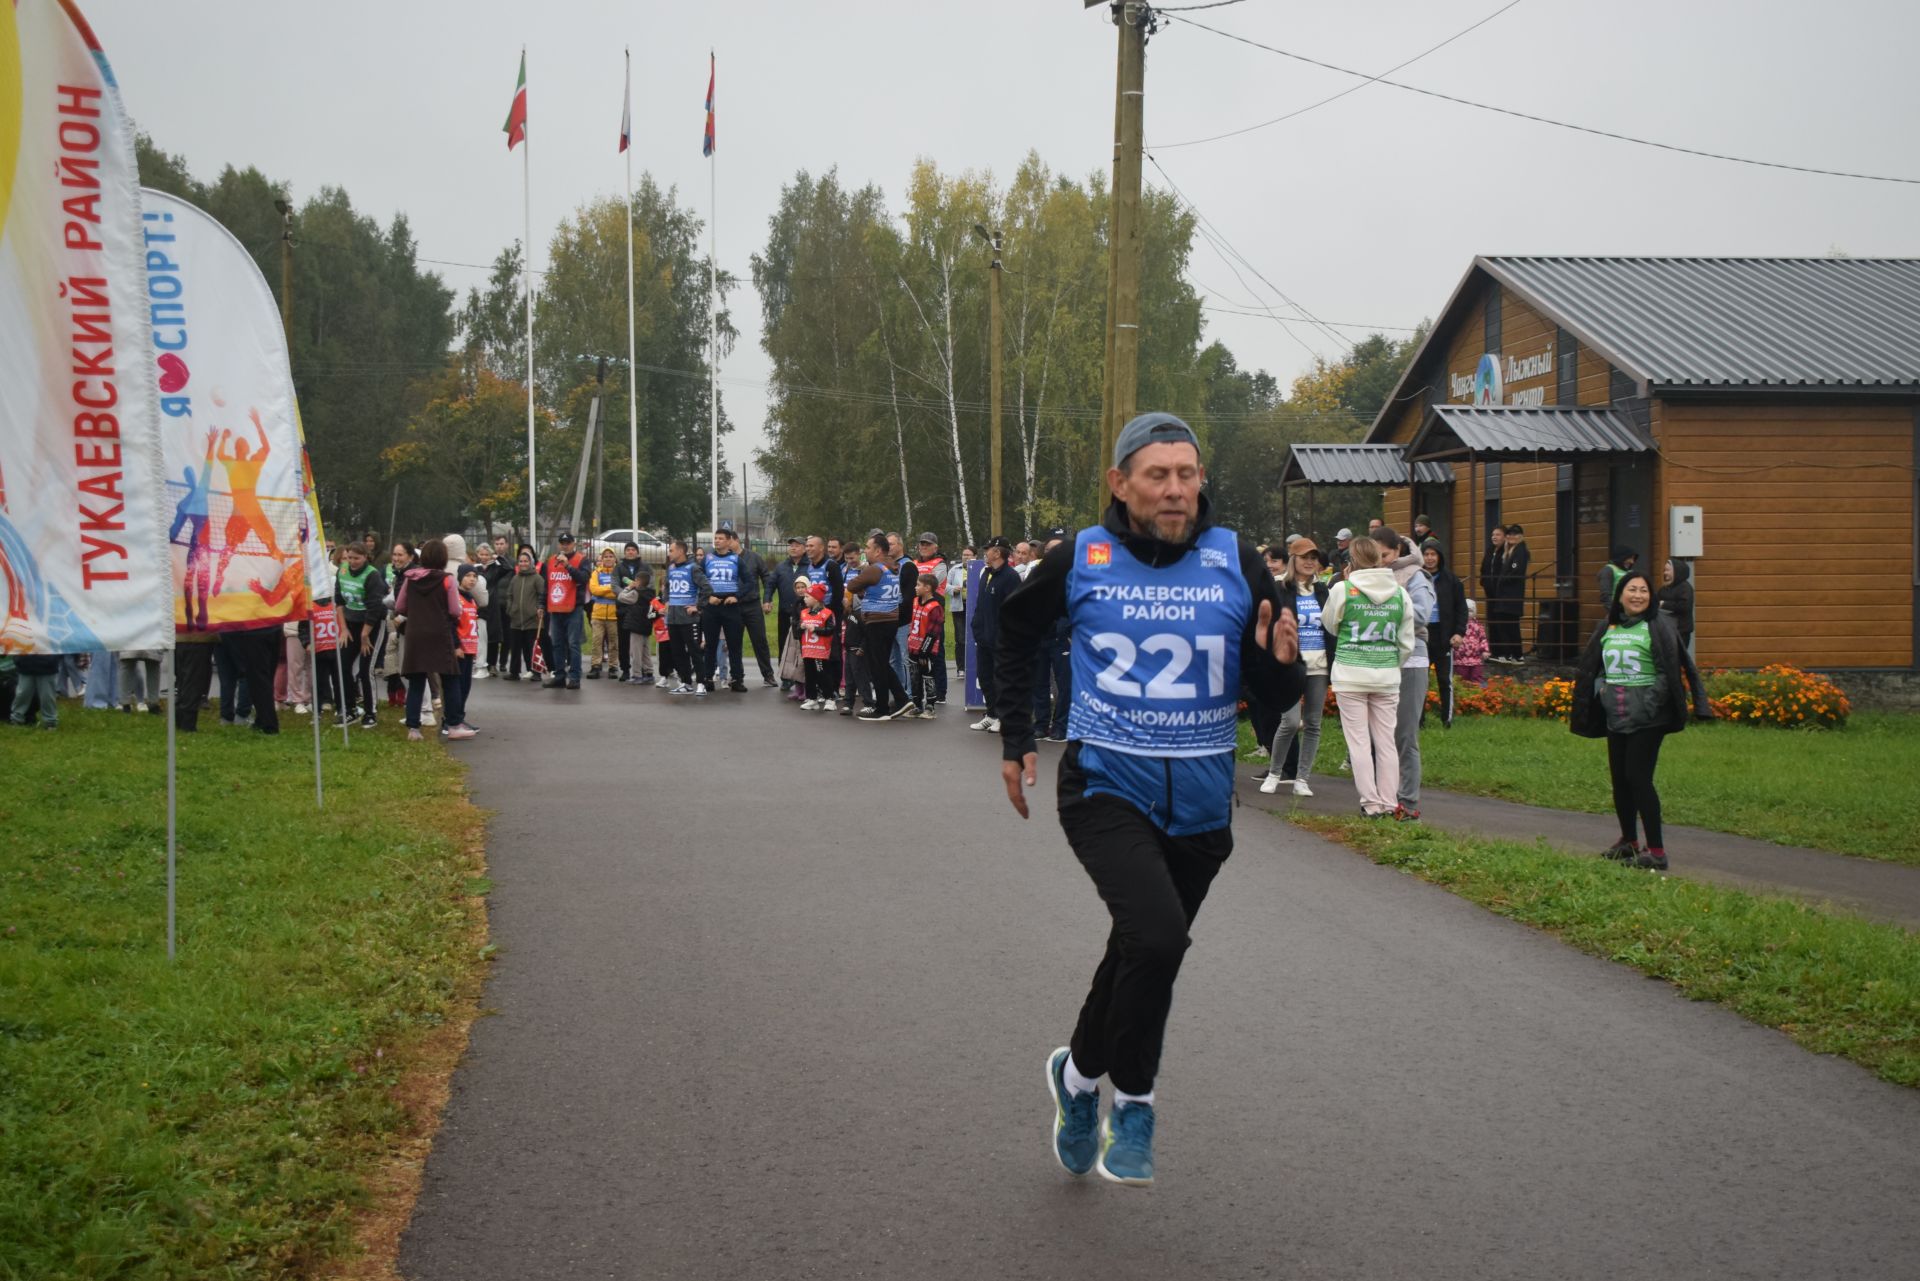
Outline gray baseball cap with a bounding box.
[1113,412,1200,469]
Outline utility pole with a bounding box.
[592,356,608,534]
[974,223,1005,537]
[274,197,294,351]
[1092,0,1150,504]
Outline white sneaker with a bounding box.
[420,709,436,727]
[695,684,711,697]
[134,701,149,714]
[1259,774,1282,795]
[969,716,992,731]
[293,702,310,715]
[1251,745,1269,759]
[669,683,693,695]
[475,669,491,680]
[798,698,816,711]
[1293,779,1314,797]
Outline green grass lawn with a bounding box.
[1243,711,1920,865]
[1292,812,1920,1088]
[0,708,486,1279]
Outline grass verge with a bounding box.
[1241,711,1920,864]
[1290,811,1920,1088]
[0,708,488,1279]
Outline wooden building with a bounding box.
[1295,257,1920,671]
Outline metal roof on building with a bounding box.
[1409,405,1653,460]
[1484,256,1920,390]
[1283,443,1455,487]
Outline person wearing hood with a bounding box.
[1599,545,1637,611]
[393,538,467,742]
[476,539,511,678]
[541,533,591,690]
[1658,557,1714,719]
[1572,569,1694,871]
[1376,527,1434,820]
[1421,538,1468,728]
[616,541,656,685]
[1322,530,1416,819]
[993,412,1301,1187]
[503,547,544,679]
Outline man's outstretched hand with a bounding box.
[1255,598,1300,665]
[1002,752,1039,820]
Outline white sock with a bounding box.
[1064,1053,1101,1098]
[1114,1089,1155,1109]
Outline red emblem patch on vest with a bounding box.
[1086,542,1112,567]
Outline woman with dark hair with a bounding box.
[393,538,465,742]
[1571,570,1691,870]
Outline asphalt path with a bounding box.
[400,677,1920,1280]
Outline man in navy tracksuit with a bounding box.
[996,412,1301,1187]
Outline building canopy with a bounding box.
[1406,405,1653,462]
[1283,443,1455,488]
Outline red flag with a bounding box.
[701,53,715,157]
[504,52,528,150]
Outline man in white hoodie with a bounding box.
[1375,527,1433,821]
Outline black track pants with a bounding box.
[1607,728,1666,848]
[1058,748,1231,1097]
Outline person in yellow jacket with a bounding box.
[586,547,622,680]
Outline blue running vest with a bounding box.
[1066,525,1249,755]
[860,562,901,616]
[706,551,740,595]
[666,561,696,607]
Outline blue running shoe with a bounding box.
[1046,1047,1099,1176]
[1098,1101,1155,1186]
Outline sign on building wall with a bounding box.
[1450,345,1556,408]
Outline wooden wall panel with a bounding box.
[1656,400,1915,668]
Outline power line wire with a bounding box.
[1148,152,1354,355]
[1153,0,1525,149]
[1162,12,1920,184]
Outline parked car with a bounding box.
[589,528,671,564]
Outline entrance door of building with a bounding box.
[1609,457,1655,565]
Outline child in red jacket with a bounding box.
[797,582,839,711]
[907,573,945,720]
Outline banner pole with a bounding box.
[310,626,324,808]
[164,649,177,961]
[708,52,718,539]
[334,625,350,747]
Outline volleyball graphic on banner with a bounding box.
[140,187,312,632]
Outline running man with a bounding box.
[212,407,283,597]
[169,427,219,630]
[995,412,1301,1186]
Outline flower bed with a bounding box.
[1318,664,1852,729]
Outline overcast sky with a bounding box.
[88,0,1919,481]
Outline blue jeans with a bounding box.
[1032,640,1072,737]
[10,673,58,726]
[891,624,909,690]
[546,610,584,682]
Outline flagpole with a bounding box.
[164,648,177,961]
[707,51,718,540]
[523,45,537,551]
[625,48,639,534]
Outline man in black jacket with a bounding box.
[994,412,1300,1186]
[768,536,807,687]
[967,538,1015,731]
[1421,538,1467,727]
[725,524,778,687]
[615,543,655,684]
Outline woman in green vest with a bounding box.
[1321,533,1417,818]
[1571,569,1692,870]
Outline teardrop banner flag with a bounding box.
[0,0,172,654]
[140,189,312,631]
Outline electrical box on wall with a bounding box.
[1670,505,1704,559]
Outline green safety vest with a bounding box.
[1336,584,1404,669]
[1599,621,1656,688]
[338,564,374,611]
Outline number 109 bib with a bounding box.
[1065,525,1250,756]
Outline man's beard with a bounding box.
[1126,504,1196,545]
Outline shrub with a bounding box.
[1706,664,1850,729]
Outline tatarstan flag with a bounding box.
[504,51,528,150]
[701,53,715,157]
